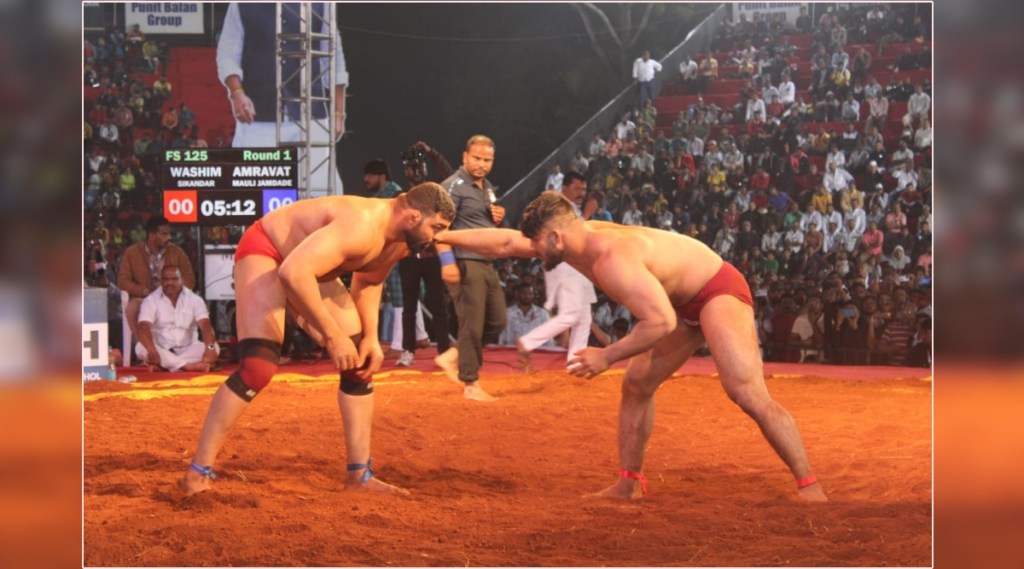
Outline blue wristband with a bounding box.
[439,250,456,267]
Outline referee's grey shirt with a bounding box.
[442,168,499,262]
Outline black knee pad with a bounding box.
[339,334,372,396]
[340,370,373,396]
[225,338,282,402]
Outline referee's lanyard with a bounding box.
[146,245,164,290]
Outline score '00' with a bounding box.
[166,197,195,216]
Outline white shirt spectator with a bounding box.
[891,147,915,169]
[632,56,663,82]
[99,123,119,144]
[589,136,606,158]
[621,207,644,226]
[825,149,846,171]
[823,226,845,254]
[799,210,825,232]
[88,153,107,173]
[723,148,744,170]
[841,98,860,121]
[571,154,589,174]
[894,167,919,191]
[914,125,932,150]
[761,230,782,253]
[778,80,796,105]
[545,170,564,190]
[907,91,931,118]
[656,209,674,230]
[835,227,863,254]
[864,80,883,100]
[136,286,218,372]
[498,303,552,347]
[746,97,766,122]
[784,228,805,253]
[791,312,824,362]
[615,119,637,141]
[631,151,655,175]
[138,285,210,352]
[687,136,705,157]
[679,58,698,80]
[823,166,855,194]
[844,208,867,235]
[713,228,736,256]
[823,209,843,230]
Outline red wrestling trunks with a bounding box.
[678,262,754,328]
[235,220,283,264]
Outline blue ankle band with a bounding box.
[346,457,375,483]
[190,462,217,480]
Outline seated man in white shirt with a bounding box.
[498,282,553,359]
[136,265,220,372]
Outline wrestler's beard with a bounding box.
[540,245,564,271]
[404,220,429,254]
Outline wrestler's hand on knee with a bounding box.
[326,336,359,371]
[356,336,384,380]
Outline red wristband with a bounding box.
[797,474,818,489]
[619,469,648,493]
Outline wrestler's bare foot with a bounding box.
[434,347,461,385]
[515,340,533,373]
[463,382,498,402]
[584,479,644,500]
[177,469,213,497]
[345,476,410,496]
[797,482,828,502]
[182,362,212,372]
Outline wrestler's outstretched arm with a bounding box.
[435,228,537,259]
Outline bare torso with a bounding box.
[567,222,724,310]
[259,196,410,280]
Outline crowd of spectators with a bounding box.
[518,3,931,367]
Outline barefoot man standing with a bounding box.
[436,191,827,501]
[179,183,455,496]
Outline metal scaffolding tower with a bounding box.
[275,2,338,198]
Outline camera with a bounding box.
[401,146,426,167]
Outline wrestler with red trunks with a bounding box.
[436,191,827,502]
[179,183,455,496]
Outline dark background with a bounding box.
[334,3,705,195]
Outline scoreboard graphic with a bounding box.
[161,148,299,225]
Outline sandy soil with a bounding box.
[84,368,931,566]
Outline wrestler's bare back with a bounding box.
[569,222,724,309]
[258,195,409,277]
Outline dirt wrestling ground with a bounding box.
[84,359,931,567]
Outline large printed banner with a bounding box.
[732,2,807,26]
[125,2,204,34]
